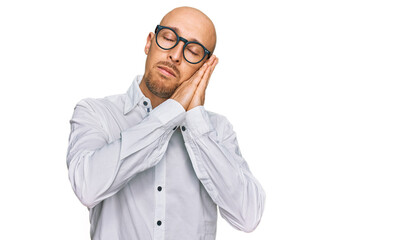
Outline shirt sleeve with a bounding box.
[181,106,266,233]
[66,99,185,208]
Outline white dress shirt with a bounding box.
[66,75,265,240]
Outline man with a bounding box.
[67,6,265,240]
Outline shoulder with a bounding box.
[74,93,126,113]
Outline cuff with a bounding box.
[119,99,185,160]
[151,99,186,126]
[182,106,213,139]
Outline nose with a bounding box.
[168,41,185,64]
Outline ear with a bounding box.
[144,32,155,55]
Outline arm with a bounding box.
[176,55,265,231]
[182,107,266,232]
[66,98,185,208]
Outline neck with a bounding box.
[139,79,167,108]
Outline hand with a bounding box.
[170,55,219,110]
[187,55,218,110]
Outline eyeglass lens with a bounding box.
[157,28,205,63]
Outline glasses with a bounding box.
[154,25,211,64]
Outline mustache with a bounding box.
[156,61,180,78]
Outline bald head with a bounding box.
[160,7,217,52]
[141,7,217,102]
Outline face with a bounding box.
[142,8,216,99]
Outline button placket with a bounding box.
[153,155,166,239]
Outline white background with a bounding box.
[0,0,414,239]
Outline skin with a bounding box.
[139,7,219,110]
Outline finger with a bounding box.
[201,56,218,84]
[189,63,209,87]
[207,55,216,66]
[210,57,218,73]
[187,58,216,108]
[195,64,213,95]
[205,57,218,87]
[174,62,209,96]
[197,62,209,76]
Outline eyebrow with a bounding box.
[169,26,202,44]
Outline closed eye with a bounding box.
[163,37,175,42]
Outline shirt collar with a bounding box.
[124,75,146,115]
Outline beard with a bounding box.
[143,70,179,99]
[143,61,181,99]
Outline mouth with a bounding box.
[157,66,177,78]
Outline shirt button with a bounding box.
[181,126,186,131]
[143,101,148,106]
[157,186,162,191]
[157,220,162,226]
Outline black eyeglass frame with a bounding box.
[154,25,211,64]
